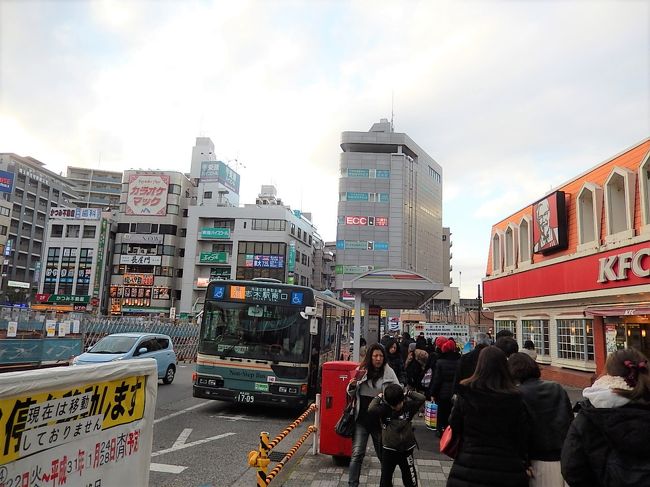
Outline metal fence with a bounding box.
[81,316,200,361]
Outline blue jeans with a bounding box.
[348,422,382,487]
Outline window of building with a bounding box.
[0,225,7,236]
[308,235,312,245]
[210,267,230,279]
[297,228,302,239]
[638,152,650,230]
[505,224,517,268]
[157,245,176,256]
[204,191,212,199]
[117,223,129,233]
[521,319,550,356]
[491,232,502,273]
[182,209,188,217]
[167,204,179,215]
[133,223,152,233]
[213,219,234,230]
[604,167,636,239]
[495,320,517,339]
[180,228,187,237]
[518,216,532,264]
[290,223,295,235]
[577,182,603,248]
[159,224,178,235]
[66,225,80,238]
[556,319,594,361]
[169,184,181,195]
[211,243,230,252]
[83,225,96,239]
[178,248,185,257]
[51,225,63,238]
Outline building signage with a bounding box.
[227,285,303,305]
[18,166,50,185]
[125,174,170,216]
[0,170,14,193]
[532,191,568,254]
[122,233,164,244]
[196,277,210,288]
[200,161,220,180]
[335,265,374,275]
[347,168,370,178]
[124,274,155,286]
[93,218,107,299]
[8,280,30,289]
[35,293,90,304]
[244,254,285,268]
[120,255,162,265]
[200,251,228,263]
[346,192,369,201]
[597,248,650,283]
[200,227,231,239]
[218,161,240,194]
[49,207,101,220]
[484,241,650,304]
[342,215,389,226]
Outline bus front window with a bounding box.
[199,301,310,362]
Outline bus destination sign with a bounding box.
[221,285,305,305]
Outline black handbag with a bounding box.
[334,399,356,438]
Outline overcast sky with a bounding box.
[1,0,648,299]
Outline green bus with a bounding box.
[193,279,352,408]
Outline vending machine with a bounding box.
[319,361,358,459]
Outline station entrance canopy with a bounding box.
[343,269,443,360]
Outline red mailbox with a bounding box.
[319,360,358,459]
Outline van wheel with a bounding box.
[163,365,175,384]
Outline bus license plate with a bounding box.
[237,392,254,403]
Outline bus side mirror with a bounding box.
[310,318,318,335]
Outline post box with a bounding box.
[319,360,358,460]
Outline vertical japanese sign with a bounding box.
[217,162,240,194]
[93,219,107,299]
[125,174,170,216]
[287,241,296,284]
[0,360,157,487]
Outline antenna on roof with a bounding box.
[391,91,394,132]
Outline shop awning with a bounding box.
[585,306,650,317]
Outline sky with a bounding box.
[1,0,648,300]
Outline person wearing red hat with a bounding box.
[430,338,460,437]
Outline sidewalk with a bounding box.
[275,421,453,487]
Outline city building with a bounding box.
[335,119,444,290]
[110,170,193,316]
[180,185,317,315]
[66,166,123,211]
[0,153,80,305]
[189,137,240,207]
[483,137,650,386]
[313,238,335,291]
[36,209,114,313]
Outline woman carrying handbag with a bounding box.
[346,343,399,487]
[445,346,530,487]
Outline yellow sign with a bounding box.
[230,285,246,300]
[350,309,366,317]
[0,375,147,465]
[380,310,387,318]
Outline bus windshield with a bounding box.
[199,300,310,363]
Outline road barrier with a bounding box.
[248,397,320,486]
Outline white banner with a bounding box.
[125,174,169,216]
[0,360,157,487]
[119,255,162,266]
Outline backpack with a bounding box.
[420,368,433,388]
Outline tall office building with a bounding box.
[335,119,443,290]
[0,153,80,304]
[189,137,240,207]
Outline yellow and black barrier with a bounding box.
[247,399,319,486]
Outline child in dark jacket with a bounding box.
[368,383,426,487]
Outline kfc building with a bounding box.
[483,138,650,387]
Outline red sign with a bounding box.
[91,297,100,306]
[35,293,50,303]
[484,241,650,304]
[375,217,388,226]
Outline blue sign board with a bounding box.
[374,242,389,250]
[0,170,14,193]
[347,192,369,201]
[376,170,390,178]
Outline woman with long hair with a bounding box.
[347,342,399,487]
[561,348,650,487]
[446,346,530,487]
[509,352,572,487]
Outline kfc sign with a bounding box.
[344,216,388,226]
[598,248,650,283]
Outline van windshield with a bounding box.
[90,336,138,354]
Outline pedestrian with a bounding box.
[358,337,367,361]
[385,338,407,385]
[430,338,461,436]
[400,332,413,362]
[522,340,538,360]
[561,348,650,487]
[346,343,400,487]
[509,353,572,487]
[496,336,519,358]
[496,329,515,340]
[415,332,427,350]
[369,383,426,487]
[453,332,491,392]
[404,343,425,391]
[446,346,530,487]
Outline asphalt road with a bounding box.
[149,365,313,487]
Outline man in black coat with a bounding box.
[453,333,491,393]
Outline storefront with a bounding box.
[483,138,650,386]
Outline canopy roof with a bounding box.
[342,269,443,309]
